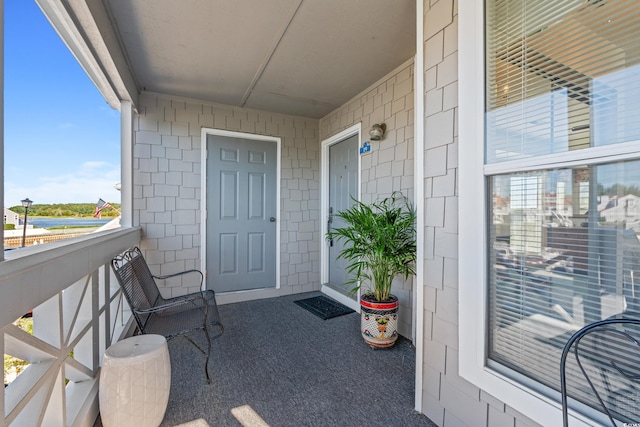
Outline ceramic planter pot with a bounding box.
[360,294,399,348]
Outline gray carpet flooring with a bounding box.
[158,292,438,427]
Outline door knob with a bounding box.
[270,217,276,222]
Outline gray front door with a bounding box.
[328,134,359,294]
[206,134,277,292]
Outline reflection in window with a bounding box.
[488,161,640,408]
[486,0,640,163]
[483,0,640,422]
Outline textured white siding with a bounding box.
[420,1,540,426]
[134,92,320,299]
[319,58,416,340]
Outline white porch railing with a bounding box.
[1,228,141,427]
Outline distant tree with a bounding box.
[626,184,640,197]
[602,184,640,198]
[8,203,121,217]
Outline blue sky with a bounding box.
[4,0,121,207]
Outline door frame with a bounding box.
[320,123,362,311]
[200,128,281,297]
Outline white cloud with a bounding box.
[5,161,121,206]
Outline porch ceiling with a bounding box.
[104,0,416,118]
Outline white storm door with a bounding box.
[328,134,359,293]
[206,134,277,293]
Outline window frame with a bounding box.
[458,1,640,425]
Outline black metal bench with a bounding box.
[111,246,223,383]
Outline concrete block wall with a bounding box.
[134,92,321,299]
[420,1,540,426]
[319,58,416,339]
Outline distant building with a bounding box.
[599,194,640,225]
[3,208,20,227]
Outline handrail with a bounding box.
[0,227,141,328]
[0,227,141,426]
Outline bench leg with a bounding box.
[204,326,212,384]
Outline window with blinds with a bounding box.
[486,0,640,163]
[485,0,640,421]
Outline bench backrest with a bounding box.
[111,247,162,330]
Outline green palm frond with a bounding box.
[326,192,417,302]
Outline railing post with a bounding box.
[92,269,100,373]
[104,264,112,351]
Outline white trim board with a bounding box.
[413,0,425,413]
[319,123,362,310]
[321,284,360,312]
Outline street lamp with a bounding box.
[21,198,33,248]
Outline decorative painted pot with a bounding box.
[360,294,399,348]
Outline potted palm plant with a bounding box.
[326,192,416,348]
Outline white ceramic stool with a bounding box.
[99,334,171,427]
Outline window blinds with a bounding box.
[488,162,640,421]
[486,0,640,163]
[485,0,640,421]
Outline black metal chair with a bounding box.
[111,247,223,383]
[560,317,640,426]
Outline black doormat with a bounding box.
[294,295,355,320]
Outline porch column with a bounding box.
[120,100,133,228]
[414,0,425,413]
[0,0,5,260]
